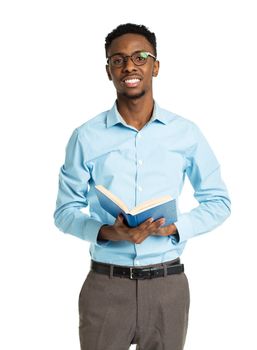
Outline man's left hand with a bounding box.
[152,220,178,237]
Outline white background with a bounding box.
[1,1,256,349]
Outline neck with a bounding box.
[116,93,154,130]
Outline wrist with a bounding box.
[98,224,110,241]
[170,223,180,242]
[170,224,178,235]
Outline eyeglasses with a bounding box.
[107,51,156,68]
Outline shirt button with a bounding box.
[138,160,143,165]
[138,186,143,192]
[138,133,142,139]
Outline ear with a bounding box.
[106,65,112,81]
[152,60,160,77]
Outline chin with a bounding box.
[122,90,146,100]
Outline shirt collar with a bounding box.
[106,100,170,128]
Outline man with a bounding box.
[54,23,231,350]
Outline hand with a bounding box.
[151,220,178,237]
[98,215,177,244]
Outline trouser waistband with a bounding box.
[91,258,184,280]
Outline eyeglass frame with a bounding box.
[107,51,157,68]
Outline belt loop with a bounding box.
[109,264,114,279]
[163,263,168,277]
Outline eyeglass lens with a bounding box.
[109,52,151,67]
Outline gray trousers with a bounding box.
[78,259,190,350]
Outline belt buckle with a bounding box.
[129,267,144,280]
[129,267,151,280]
[129,267,142,280]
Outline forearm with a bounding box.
[178,123,231,243]
[97,220,131,242]
[175,196,231,243]
[54,206,103,243]
[97,217,178,243]
[54,128,106,242]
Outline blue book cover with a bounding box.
[95,185,177,228]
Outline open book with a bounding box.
[95,185,177,227]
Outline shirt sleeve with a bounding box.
[173,123,231,243]
[53,129,105,244]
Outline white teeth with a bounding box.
[124,78,140,83]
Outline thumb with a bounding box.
[117,214,124,223]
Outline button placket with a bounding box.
[135,132,143,205]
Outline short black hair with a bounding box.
[105,23,157,58]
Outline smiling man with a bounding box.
[54,23,231,350]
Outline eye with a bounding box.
[134,52,148,63]
[110,55,124,66]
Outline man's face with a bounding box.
[106,33,159,100]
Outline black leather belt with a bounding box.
[91,260,184,280]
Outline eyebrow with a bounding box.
[108,49,147,57]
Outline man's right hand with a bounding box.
[98,214,165,244]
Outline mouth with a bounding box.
[122,76,142,88]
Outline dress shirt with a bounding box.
[54,101,231,266]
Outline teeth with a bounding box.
[125,78,140,83]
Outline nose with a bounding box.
[122,56,137,72]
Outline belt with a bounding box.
[91,260,184,280]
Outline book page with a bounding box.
[129,195,172,215]
[95,185,129,213]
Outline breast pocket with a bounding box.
[90,148,136,187]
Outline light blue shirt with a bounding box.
[54,102,231,266]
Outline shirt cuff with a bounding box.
[83,219,110,246]
[171,214,195,244]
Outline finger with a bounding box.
[152,218,165,228]
[155,224,175,236]
[133,231,150,244]
[154,226,170,236]
[148,218,165,233]
[146,217,154,224]
[117,214,124,222]
[156,217,165,225]
[138,217,154,228]
[137,217,163,235]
